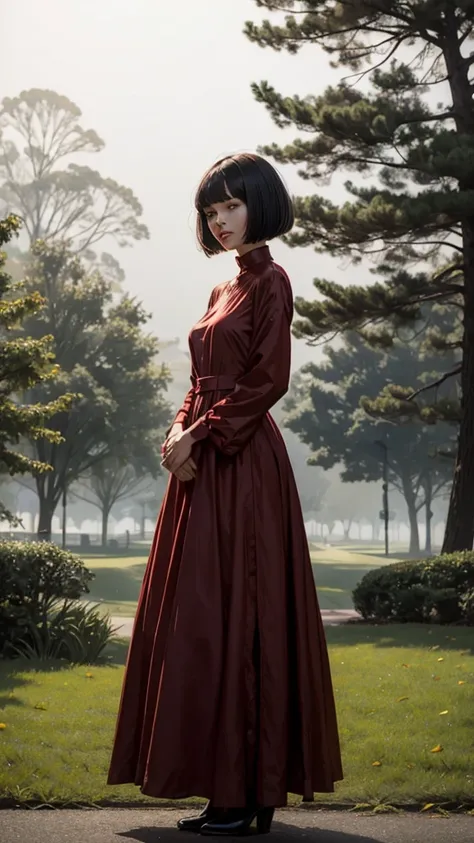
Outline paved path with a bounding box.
[110,610,361,638]
[1,807,472,843]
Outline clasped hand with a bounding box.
[161,425,196,482]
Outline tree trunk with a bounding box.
[442,231,474,551]
[424,474,433,555]
[442,25,474,552]
[37,496,55,542]
[401,472,420,556]
[101,507,109,548]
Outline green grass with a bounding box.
[310,546,395,610]
[80,546,398,617]
[0,625,473,806]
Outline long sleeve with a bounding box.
[166,286,220,432]
[169,378,195,429]
[186,268,293,456]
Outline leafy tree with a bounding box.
[245,1,474,551]
[0,215,73,525]
[70,459,157,547]
[284,331,454,555]
[0,89,149,262]
[317,473,382,542]
[14,240,172,540]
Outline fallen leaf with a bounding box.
[421,803,435,812]
[402,663,410,668]
[85,672,93,678]
[0,723,6,730]
[406,763,415,769]
[430,745,443,753]
[430,645,440,651]
[372,761,382,767]
[433,676,441,681]
[397,696,409,702]
[439,710,449,716]
[34,702,47,710]
[458,680,466,685]
[437,657,444,662]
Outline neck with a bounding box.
[235,241,267,257]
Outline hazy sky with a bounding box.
[2,0,359,370]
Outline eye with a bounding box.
[204,210,216,218]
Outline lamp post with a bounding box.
[62,484,67,549]
[375,439,389,557]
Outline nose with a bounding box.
[216,212,227,227]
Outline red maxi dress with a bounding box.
[107,245,343,807]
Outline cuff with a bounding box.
[186,417,210,442]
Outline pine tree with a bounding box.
[245,1,474,551]
[284,327,454,554]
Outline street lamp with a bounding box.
[374,439,389,556]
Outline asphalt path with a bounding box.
[1,807,472,843]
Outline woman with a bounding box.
[107,152,343,835]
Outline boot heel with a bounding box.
[256,807,274,834]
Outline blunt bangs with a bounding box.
[195,153,294,257]
[196,159,247,212]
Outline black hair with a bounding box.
[194,152,294,256]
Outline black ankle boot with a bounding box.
[200,806,275,836]
[177,803,220,832]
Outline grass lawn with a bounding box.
[81,545,397,617]
[0,624,473,807]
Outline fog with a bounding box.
[2,0,447,549]
[1,0,360,370]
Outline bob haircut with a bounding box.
[195,152,294,257]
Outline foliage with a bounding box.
[0,539,94,656]
[245,0,474,551]
[7,599,118,664]
[0,89,149,255]
[353,551,474,624]
[11,240,172,537]
[284,328,454,552]
[0,216,74,525]
[70,458,157,546]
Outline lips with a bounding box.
[219,231,233,241]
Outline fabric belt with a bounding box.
[193,375,238,394]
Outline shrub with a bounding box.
[0,540,95,657]
[8,599,119,663]
[352,551,474,625]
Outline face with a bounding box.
[203,196,248,252]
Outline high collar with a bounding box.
[235,245,273,273]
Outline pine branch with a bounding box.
[407,365,462,401]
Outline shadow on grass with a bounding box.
[325,621,474,652]
[312,562,378,610]
[0,638,130,705]
[74,546,152,559]
[118,819,384,843]
[101,637,130,666]
[86,563,146,605]
[0,657,72,708]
